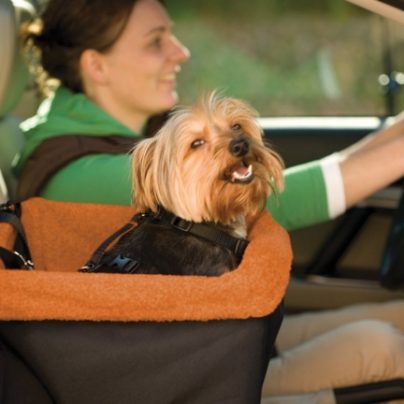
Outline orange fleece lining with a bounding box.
[0,198,292,322]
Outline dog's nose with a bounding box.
[229,137,250,157]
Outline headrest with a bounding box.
[0,0,36,117]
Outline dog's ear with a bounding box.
[131,138,158,212]
[261,138,284,194]
[268,148,284,195]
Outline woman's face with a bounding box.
[95,0,190,127]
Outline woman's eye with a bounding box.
[232,123,242,131]
[191,139,205,149]
[150,37,162,49]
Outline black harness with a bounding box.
[81,207,249,274]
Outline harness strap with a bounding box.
[79,213,141,273]
[0,247,28,268]
[151,208,249,260]
[0,201,34,270]
[80,208,249,274]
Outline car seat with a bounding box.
[0,0,36,202]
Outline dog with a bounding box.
[87,93,283,276]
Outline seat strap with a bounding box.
[0,201,34,270]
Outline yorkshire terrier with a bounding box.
[85,93,283,276]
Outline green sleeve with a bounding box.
[41,154,133,205]
[267,160,330,231]
[42,154,330,232]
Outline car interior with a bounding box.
[0,0,404,402]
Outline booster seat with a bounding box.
[0,198,291,403]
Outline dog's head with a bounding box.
[132,92,283,225]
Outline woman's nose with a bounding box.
[169,35,190,64]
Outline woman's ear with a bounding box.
[80,49,109,87]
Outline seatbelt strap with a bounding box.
[0,201,34,270]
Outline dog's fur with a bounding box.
[98,93,283,275]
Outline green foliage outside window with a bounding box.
[168,0,404,116]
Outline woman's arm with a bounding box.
[267,161,330,231]
[339,114,404,208]
[268,113,404,231]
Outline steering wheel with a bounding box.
[380,180,404,289]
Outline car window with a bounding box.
[169,0,404,116]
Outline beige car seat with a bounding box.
[0,0,36,202]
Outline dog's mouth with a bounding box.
[227,161,254,184]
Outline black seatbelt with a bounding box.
[0,201,34,270]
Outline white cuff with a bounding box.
[320,153,346,219]
[0,169,9,204]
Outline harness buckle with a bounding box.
[170,216,193,232]
[109,255,140,274]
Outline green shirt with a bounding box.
[15,87,330,231]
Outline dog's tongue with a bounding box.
[235,166,250,176]
[231,164,253,182]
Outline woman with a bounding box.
[13,0,404,399]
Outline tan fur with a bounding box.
[132,92,284,226]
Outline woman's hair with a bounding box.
[25,0,142,94]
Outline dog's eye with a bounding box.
[232,123,242,131]
[191,139,205,149]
